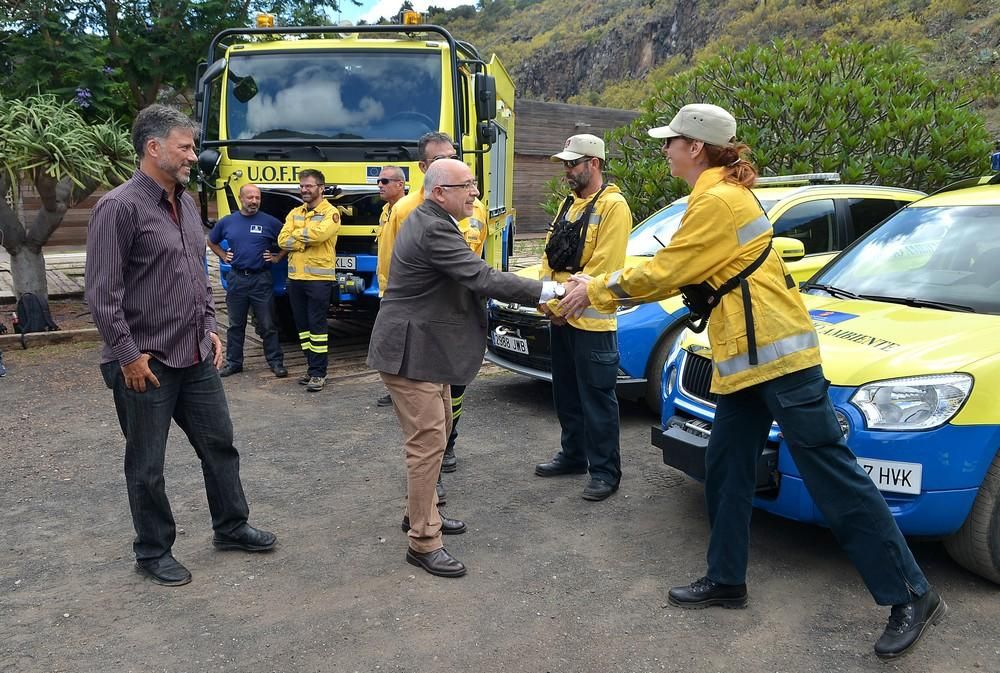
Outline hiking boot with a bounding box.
[306,376,326,392]
[218,363,242,377]
[441,444,457,472]
[874,587,947,659]
[298,373,311,385]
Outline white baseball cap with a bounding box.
[648,104,737,146]
[551,133,606,162]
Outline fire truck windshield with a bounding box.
[224,50,443,142]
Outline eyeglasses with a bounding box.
[429,153,459,164]
[439,180,478,191]
[376,178,403,185]
[563,156,592,169]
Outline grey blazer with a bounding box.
[367,200,543,384]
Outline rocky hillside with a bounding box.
[429,0,999,131]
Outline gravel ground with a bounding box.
[1,342,998,673]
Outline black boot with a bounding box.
[436,474,446,506]
[874,587,947,659]
[667,576,748,609]
[441,443,457,473]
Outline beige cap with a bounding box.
[648,104,737,146]
[551,133,606,162]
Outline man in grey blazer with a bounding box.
[368,159,563,577]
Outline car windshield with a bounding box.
[225,50,443,141]
[807,205,1000,315]
[626,198,778,257]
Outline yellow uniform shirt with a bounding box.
[277,199,341,281]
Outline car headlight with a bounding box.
[850,374,972,431]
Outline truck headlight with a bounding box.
[850,374,972,431]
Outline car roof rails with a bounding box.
[754,172,841,186]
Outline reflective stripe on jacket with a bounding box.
[588,167,820,393]
[277,199,341,281]
[541,183,631,332]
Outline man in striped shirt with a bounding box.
[85,104,276,587]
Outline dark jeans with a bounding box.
[549,324,621,486]
[100,357,249,561]
[445,384,466,453]
[225,270,283,369]
[705,364,929,605]
[287,279,332,378]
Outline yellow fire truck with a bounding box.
[194,17,516,319]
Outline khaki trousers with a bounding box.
[380,372,452,553]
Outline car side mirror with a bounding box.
[773,236,805,262]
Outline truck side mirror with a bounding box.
[773,236,805,262]
[477,121,497,147]
[198,149,222,180]
[475,73,496,123]
[232,75,259,103]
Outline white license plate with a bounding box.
[494,332,528,355]
[336,256,356,270]
[857,457,922,495]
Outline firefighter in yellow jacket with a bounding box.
[277,169,341,392]
[557,104,942,659]
[532,134,632,502]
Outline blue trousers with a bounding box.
[705,365,928,605]
[100,357,250,561]
[287,279,332,378]
[549,324,621,486]
[224,270,283,369]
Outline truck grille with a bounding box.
[680,352,718,406]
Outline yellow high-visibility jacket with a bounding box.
[587,167,821,394]
[278,199,341,281]
[377,190,487,294]
[541,183,631,332]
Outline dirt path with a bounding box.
[1,343,997,673]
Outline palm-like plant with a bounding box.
[0,94,134,315]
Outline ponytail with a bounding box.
[702,142,758,188]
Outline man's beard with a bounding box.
[568,167,592,194]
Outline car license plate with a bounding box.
[857,457,922,495]
[494,331,528,355]
[336,256,356,270]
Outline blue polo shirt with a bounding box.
[209,210,283,272]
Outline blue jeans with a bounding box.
[101,357,250,561]
[225,270,283,369]
[549,324,621,486]
[704,365,929,605]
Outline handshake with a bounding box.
[539,273,594,325]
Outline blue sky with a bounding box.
[334,0,475,24]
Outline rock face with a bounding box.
[512,2,711,101]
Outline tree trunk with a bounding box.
[9,246,50,301]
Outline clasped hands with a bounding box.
[538,273,594,324]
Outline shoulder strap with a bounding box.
[569,184,609,272]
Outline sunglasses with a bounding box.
[563,156,592,169]
[376,178,402,185]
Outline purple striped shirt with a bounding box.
[85,169,217,368]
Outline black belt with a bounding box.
[230,267,268,276]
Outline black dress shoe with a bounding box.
[406,547,466,577]
[376,393,393,407]
[270,364,288,378]
[219,364,242,377]
[441,444,457,473]
[874,587,947,659]
[135,553,192,586]
[582,478,619,501]
[213,523,277,552]
[402,514,467,535]
[534,458,588,477]
[668,576,748,609]
[436,475,446,506]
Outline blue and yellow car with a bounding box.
[653,172,1000,583]
[487,175,923,413]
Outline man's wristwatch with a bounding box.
[554,282,566,299]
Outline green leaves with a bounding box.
[602,41,993,221]
[0,94,135,202]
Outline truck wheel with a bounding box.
[273,295,298,343]
[943,450,1000,584]
[644,324,683,416]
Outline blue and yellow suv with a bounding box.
[487,175,923,412]
[654,171,1000,583]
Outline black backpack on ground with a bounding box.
[15,292,58,348]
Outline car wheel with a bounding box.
[943,449,1000,584]
[644,324,684,415]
